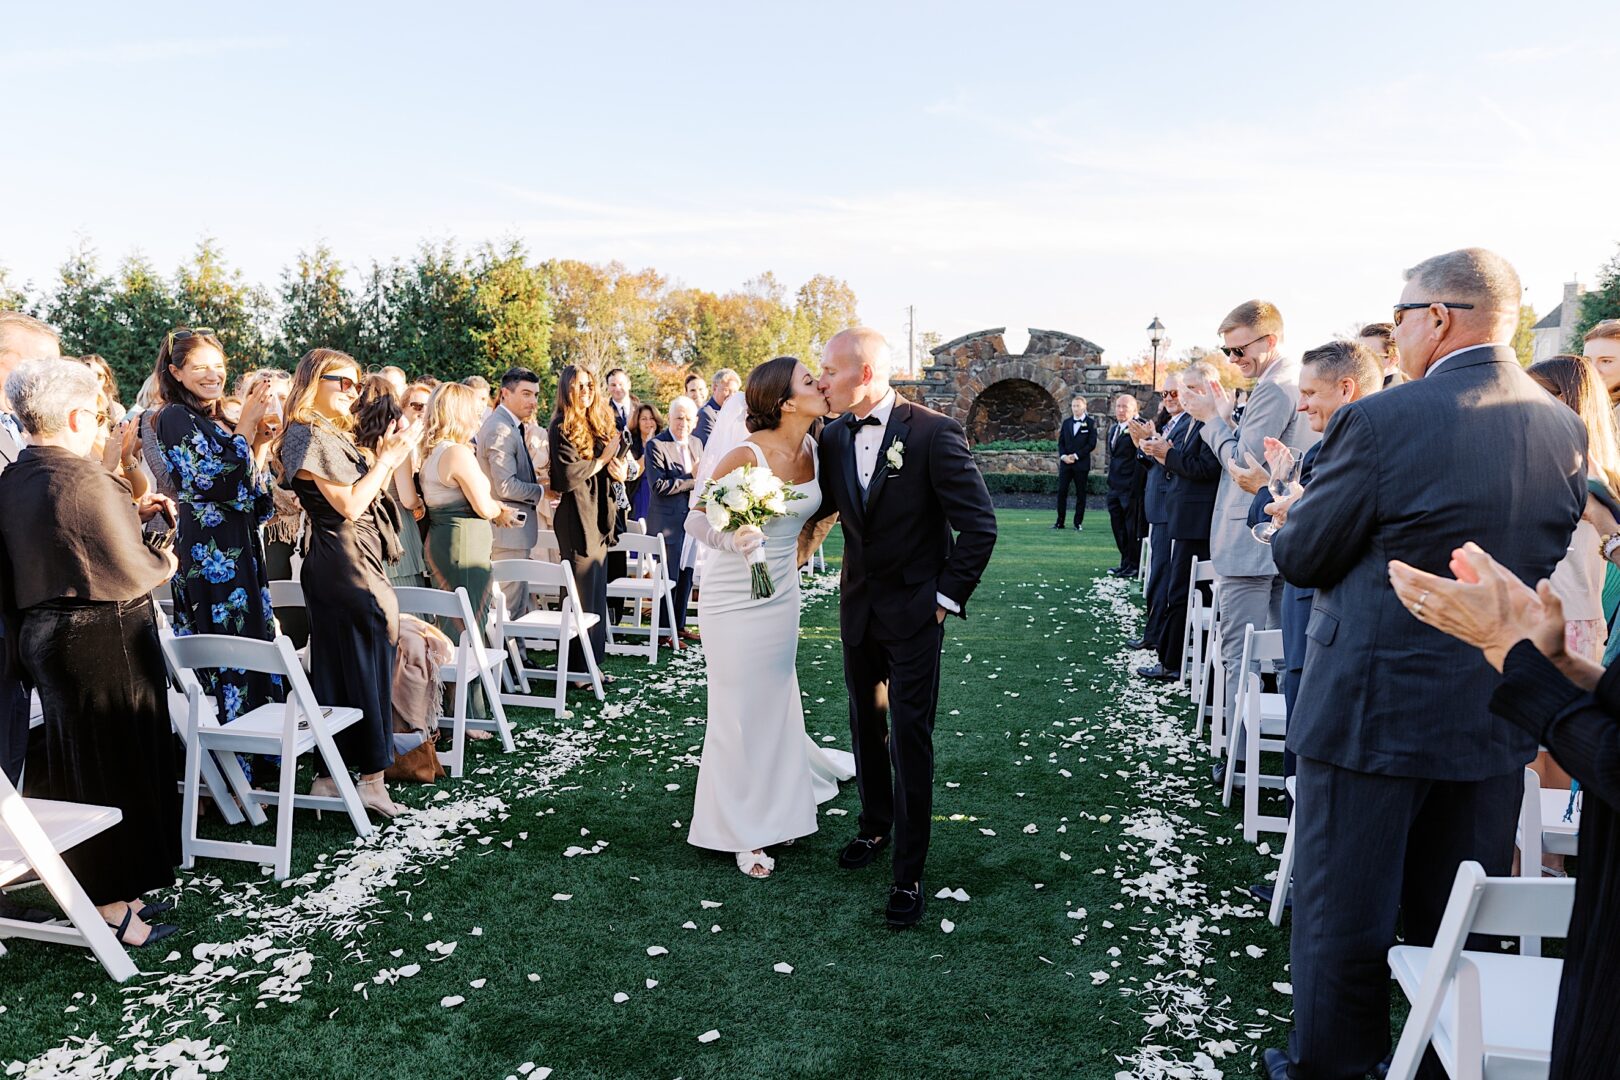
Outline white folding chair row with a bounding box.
[160,630,372,881]
[1386,861,1574,1080]
[491,559,606,716]
[394,586,516,778]
[1515,766,1581,956]
[1222,626,1290,841]
[604,531,681,664]
[0,765,137,981]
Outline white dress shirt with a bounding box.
[851,388,959,615]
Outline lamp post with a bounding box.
[1147,316,1166,391]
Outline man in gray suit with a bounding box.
[1179,301,1316,774]
[644,396,703,641]
[1260,249,1587,1080]
[0,311,63,785]
[477,367,546,618]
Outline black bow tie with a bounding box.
[850,414,882,429]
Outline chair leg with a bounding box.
[478,660,516,752]
[214,748,267,827]
[646,589,660,665]
[315,736,372,840]
[196,749,245,826]
[25,844,138,982]
[181,728,203,870]
[272,750,299,881]
[577,632,606,702]
[443,646,469,778]
[554,633,571,716]
[1222,700,1243,809]
[1242,715,1263,843]
[1269,810,1295,927]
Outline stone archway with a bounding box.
[965,378,1060,445]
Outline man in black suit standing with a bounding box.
[1139,365,1221,679]
[1262,249,1587,1080]
[802,327,997,928]
[1053,394,1098,530]
[1104,394,1143,576]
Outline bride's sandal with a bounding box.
[735,850,775,879]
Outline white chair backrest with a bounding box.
[1192,558,1217,584]
[1239,627,1285,669]
[493,558,571,591]
[535,528,560,554]
[268,579,307,610]
[160,631,317,744]
[394,585,474,626]
[628,518,647,535]
[612,532,668,560]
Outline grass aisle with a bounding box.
[1,511,1295,1079]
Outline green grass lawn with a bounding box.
[1,511,1295,1079]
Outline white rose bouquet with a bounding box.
[699,464,806,598]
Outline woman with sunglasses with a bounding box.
[277,351,419,818]
[351,374,428,590]
[151,328,281,728]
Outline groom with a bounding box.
[801,327,998,927]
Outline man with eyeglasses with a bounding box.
[1179,301,1315,781]
[1260,249,1587,1080]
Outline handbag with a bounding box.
[385,731,444,784]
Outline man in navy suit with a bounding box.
[1262,249,1587,1080]
[1126,376,1183,666]
[644,397,703,641]
[1053,395,1098,530]
[1104,394,1143,576]
[1140,365,1221,678]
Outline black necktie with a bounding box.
[850,414,881,429]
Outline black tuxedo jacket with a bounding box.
[1057,414,1098,465]
[1159,415,1220,541]
[813,399,998,642]
[1273,346,1586,780]
[1104,422,1141,505]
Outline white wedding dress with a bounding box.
[687,437,856,854]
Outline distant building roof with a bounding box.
[1532,303,1564,331]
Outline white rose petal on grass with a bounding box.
[698,1030,721,1044]
[1273,981,1294,995]
[645,979,658,989]
[774,962,794,974]
[979,828,996,837]
[552,893,572,901]
[646,946,669,957]
[1022,824,1038,834]
[700,900,722,909]
[440,995,465,1008]
[940,919,955,933]
[1246,945,1267,958]
[825,807,848,816]
[664,784,680,792]
[1090,971,1110,985]
[469,979,487,989]
[613,992,629,1004]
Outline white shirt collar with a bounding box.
[497,403,525,427]
[1425,343,1507,378]
[863,388,898,427]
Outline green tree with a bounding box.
[106,254,184,398]
[1576,248,1620,349]
[1511,304,1538,367]
[43,242,142,396]
[470,241,554,397]
[173,238,275,373]
[0,265,29,312]
[279,243,360,363]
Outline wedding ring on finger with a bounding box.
[1413,590,1430,618]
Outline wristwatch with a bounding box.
[1601,531,1620,562]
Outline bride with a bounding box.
[684,355,855,878]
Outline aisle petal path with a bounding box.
[1,512,1294,1078]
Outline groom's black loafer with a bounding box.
[837,834,889,870]
[885,882,925,928]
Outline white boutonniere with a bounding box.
[885,441,905,472]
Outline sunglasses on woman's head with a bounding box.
[320,374,358,393]
[165,327,216,350]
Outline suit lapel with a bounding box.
[864,403,910,517]
[837,420,865,526]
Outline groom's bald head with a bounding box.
[819,327,894,416]
[826,327,893,381]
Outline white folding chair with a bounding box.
[147,607,249,827]
[1268,774,1298,927]
[627,517,647,535]
[161,632,372,880]
[1386,861,1574,1080]
[1182,556,1218,699]
[0,766,137,982]
[1222,627,1290,841]
[267,579,312,672]
[811,543,827,574]
[393,586,515,778]
[1138,529,1151,588]
[1201,620,1227,757]
[605,532,681,664]
[491,559,605,715]
[1515,767,1581,955]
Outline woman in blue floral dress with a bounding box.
[151,329,281,723]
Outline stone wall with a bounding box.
[972,449,1054,475]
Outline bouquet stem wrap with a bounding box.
[746,546,773,599]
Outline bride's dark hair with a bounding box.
[744,355,801,433]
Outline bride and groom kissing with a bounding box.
[683,327,998,928]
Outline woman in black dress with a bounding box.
[150,329,281,725]
[1391,544,1620,1079]
[278,349,418,819]
[548,365,626,680]
[0,358,181,946]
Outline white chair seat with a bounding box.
[0,800,122,886]
[200,704,362,755]
[1389,946,1559,1072]
[503,609,601,635]
[605,577,672,598]
[1257,692,1287,733]
[439,647,507,682]
[1538,789,1580,856]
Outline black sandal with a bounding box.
[108,907,180,948]
[138,900,175,921]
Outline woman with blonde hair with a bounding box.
[277,349,418,818]
[548,365,626,679]
[420,382,520,627]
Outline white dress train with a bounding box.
[687,438,855,854]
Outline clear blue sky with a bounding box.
[5,1,1618,369]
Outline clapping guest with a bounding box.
[278,349,417,819]
[628,401,662,523]
[477,368,546,617]
[420,382,521,628]
[1261,248,1587,1080]
[151,329,282,727]
[1389,544,1620,1080]
[1130,375,1183,675]
[1103,394,1142,576]
[352,374,427,590]
[0,358,181,946]
[549,365,625,681]
[646,396,703,641]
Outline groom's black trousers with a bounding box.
[844,618,945,887]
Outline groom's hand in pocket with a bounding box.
[936,607,948,624]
